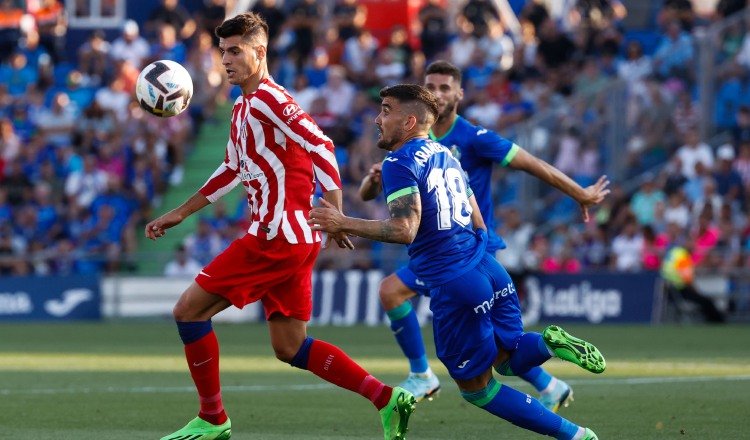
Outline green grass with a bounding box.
[1,323,749,439]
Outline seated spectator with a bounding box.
[0,52,39,97]
[65,154,108,208]
[110,20,150,69]
[320,65,355,117]
[94,78,131,123]
[0,117,20,163]
[149,24,187,65]
[288,73,319,113]
[465,91,501,130]
[418,0,449,60]
[448,21,477,69]
[78,30,111,86]
[0,0,23,63]
[611,215,644,271]
[713,144,744,205]
[662,191,691,229]
[676,127,714,179]
[31,0,66,64]
[146,0,196,40]
[183,217,223,265]
[343,29,377,82]
[653,20,694,79]
[20,29,51,71]
[497,83,533,129]
[617,41,652,85]
[734,140,750,188]
[630,177,666,226]
[32,92,76,147]
[374,48,406,87]
[164,244,202,277]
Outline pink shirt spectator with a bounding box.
[692,226,720,266]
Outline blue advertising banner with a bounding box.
[0,275,102,321]
[521,272,660,325]
[308,270,659,326]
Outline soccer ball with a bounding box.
[135,60,193,117]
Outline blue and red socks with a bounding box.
[386,301,429,373]
[176,320,227,426]
[291,336,392,409]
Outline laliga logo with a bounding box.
[283,103,299,117]
[522,277,622,325]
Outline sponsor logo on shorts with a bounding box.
[472,282,516,314]
[457,360,470,369]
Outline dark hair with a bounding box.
[379,84,439,124]
[425,60,462,83]
[215,12,269,43]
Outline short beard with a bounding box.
[376,128,403,151]
[438,100,457,122]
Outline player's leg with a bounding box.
[266,242,415,440]
[381,270,440,401]
[270,315,415,440]
[431,256,596,439]
[456,370,597,440]
[162,282,232,440]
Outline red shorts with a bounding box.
[195,234,320,321]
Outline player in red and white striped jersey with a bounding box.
[145,12,415,440]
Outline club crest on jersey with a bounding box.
[449,144,461,160]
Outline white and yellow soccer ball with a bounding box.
[135,59,193,118]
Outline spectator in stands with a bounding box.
[578,224,609,268]
[465,88,501,130]
[65,154,107,208]
[197,0,228,45]
[630,177,666,226]
[320,65,355,117]
[33,91,76,147]
[461,0,500,39]
[110,20,150,69]
[672,88,700,138]
[185,29,227,132]
[0,222,27,275]
[78,30,111,86]
[0,0,23,64]
[150,24,187,64]
[289,0,320,71]
[611,214,644,271]
[333,0,366,41]
[146,0,196,40]
[676,127,714,179]
[691,210,721,267]
[31,0,67,64]
[496,207,534,283]
[164,244,202,277]
[536,18,576,73]
[662,190,691,229]
[288,72,318,113]
[0,52,39,97]
[20,29,51,71]
[94,77,131,123]
[713,143,745,206]
[0,117,20,164]
[617,41,652,86]
[252,0,286,48]
[448,21,477,69]
[479,19,515,71]
[418,0,449,61]
[734,140,750,189]
[653,20,694,80]
[498,83,534,129]
[732,106,750,145]
[343,29,377,82]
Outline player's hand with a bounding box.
[578,175,611,222]
[367,162,382,185]
[308,198,354,249]
[144,211,184,240]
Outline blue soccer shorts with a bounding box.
[395,265,432,297]
[429,252,524,380]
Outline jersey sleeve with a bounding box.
[473,126,520,166]
[381,158,419,204]
[198,101,242,203]
[250,83,342,191]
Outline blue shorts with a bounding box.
[429,253,523,380]
[395,265,431,297]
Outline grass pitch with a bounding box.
[1,323,748,439]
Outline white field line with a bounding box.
[1,375,749,396]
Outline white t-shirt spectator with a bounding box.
[465,100,502,130]
[676,142,714,178]
[164,256,203,277]
[611,233,644,271]
[110,35,150,68]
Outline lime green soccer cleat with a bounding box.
[542,325,606,374]
[159,417,231,440]
[379,386,416,440]
[582,427,599,439]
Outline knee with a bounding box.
[272,340,303,364]
[172,300,193,322]
[379,276,410,310]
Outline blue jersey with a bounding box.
[381,137,486,286]
[429,116,519,253]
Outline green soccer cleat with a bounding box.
[542,325,606,374]
[582,427,599,439]
[379,386,416,440]
[159,416,231,440]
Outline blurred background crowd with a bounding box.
[1,0,749,278]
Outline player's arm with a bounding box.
[309,192,421,244]
[359,162,383,201]
[468,194,486,232]
[145,117,241,240]
[507,147,610,222]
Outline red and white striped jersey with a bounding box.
[199,77,341,244]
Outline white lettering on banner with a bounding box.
[309,270,432,326]
[523,277,622,324]
[0,292,33,315]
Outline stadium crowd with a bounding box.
[1,0,749,277]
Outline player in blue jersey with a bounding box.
[310,84,607,439]
[358,60,610,410]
